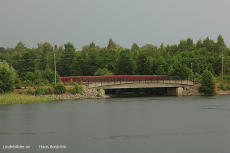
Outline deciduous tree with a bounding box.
[0,61,16,93]
[199,69,215,95]
[115,49,135,75]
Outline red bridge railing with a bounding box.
[60,75,191,84]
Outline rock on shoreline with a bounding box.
[43,87,110,100]
[182,83,202,96]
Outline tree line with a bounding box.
[0,35,229,84]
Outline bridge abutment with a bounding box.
[167,87,183,96]
[99,89,105,95]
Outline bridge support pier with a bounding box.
[167,87,183,96]
[99,89,105,95]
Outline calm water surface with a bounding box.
[0,95,230,153]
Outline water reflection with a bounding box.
[0,133,35,135]
[88,131,228,140]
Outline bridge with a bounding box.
[60,75,194,96]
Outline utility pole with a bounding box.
[54,46,57,84]
[191,63,193,72]
[191,63,193,81]
[222,47,223,80]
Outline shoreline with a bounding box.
[1,83,230,105]
[43,83,230,100]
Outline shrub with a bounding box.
[66,79,74,85]
[14,78,21,84]
[27,88,34,95]
[34,78,43,85]
[79,86,83,92]
[224,76,230,80]
[68,83,83,94]
[22,80,33,86]
[75,83,83,93]
[34,78,49,86]
[75,84,80,93]
[19,91,25,94]
[54,82,66,94]
[46,87,53,94]
[43,79,49,85]
[96,93,101,97]
[32,87,53,95]
[15,83,22,89]
[226,85,230,90]
[42,88,49,95]
[219,82,228,91]
[24,72,35,82]
[68,89,77,94]
[222,86,228,91]
[34,87,45,95]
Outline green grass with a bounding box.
[0,93,57,105]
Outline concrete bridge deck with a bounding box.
[86,78,194,96]
[88,80,193,89]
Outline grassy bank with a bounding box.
[0,93,58,105]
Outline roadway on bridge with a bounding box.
[87,79,193,89]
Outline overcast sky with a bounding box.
[1,0,230,50]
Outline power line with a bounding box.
[1,56,226,62]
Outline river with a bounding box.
[0,95,230,153]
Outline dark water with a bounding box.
[0,95,230,153]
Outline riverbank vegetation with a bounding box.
[15,82,83,95]
[0,35,230,98]
[0,93,57,105]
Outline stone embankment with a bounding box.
[182,83,202,96]
[43,87,110,100]
[182,82,230,96]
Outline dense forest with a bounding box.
[0,35,229,85]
